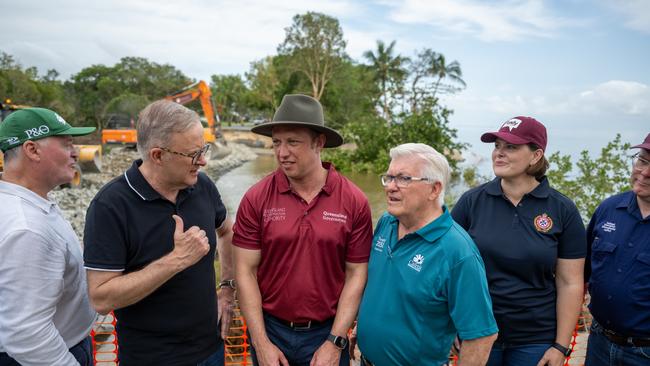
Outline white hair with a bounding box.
[389,143,451,207]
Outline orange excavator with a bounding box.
[164,80,225,145]
[101,81,228,158]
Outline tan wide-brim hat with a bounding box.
[251,94,344,148]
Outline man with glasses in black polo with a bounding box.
[83,100,235,366]
[585,133,650,365]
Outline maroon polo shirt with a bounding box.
[233,162,373,322]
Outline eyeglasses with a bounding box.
[633,153,650,171]
[159,144,211,165]
[380,174,432,188]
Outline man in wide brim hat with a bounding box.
[251,94,344,148]
[233,94,372,365]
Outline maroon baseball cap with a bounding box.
[481,116,548,151]
[631,133,650,151]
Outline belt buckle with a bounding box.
[290,320,312,330]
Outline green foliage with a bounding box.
[104,93,151,123]
[547,134,632,220]
[278,12,347,99]
[210,74,249,122]
[325,105,467,174]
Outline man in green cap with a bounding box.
[0,108,97,365]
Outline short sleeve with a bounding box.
[451,193,471,230]
[584,204,601,281]
[448,255,499,340]
[83,198,128,271]
[0,230,80,365]
[211,182,227,230]
[344,198,373,263]
[232,194,262,250]
[557,203,587,259]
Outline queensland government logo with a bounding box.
[534,213,553,232]
[408,254,425,272]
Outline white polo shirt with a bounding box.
[0,179,96,365]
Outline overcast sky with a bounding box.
[3,0,649,167]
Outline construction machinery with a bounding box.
[164,80,230,159]
[101,113,137,146]
[0,99,102,187]
[101,80,229,158]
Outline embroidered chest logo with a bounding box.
[502,118,522,131]
[408,254,425,272]
[601,222,616,232]
[374,236,386,252]
[263,208,286,222]
[322,210,347,224]
[534,213,553,232]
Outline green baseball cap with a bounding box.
[0,107,96,152]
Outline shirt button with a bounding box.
[514,214,518,217]
[304,211,308,216]
[628,242,634,247]
[607,295,612,300]
[617,268,622,273]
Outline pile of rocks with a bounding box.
[51,143,257,240]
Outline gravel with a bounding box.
[50,143,257,240]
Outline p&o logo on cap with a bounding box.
[24,125,50,139]
[502,118,522,131]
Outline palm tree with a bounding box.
[363,40,408,122]
[429,53,466,99]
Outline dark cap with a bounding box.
[631,133,650,151]
[0,107,95,152]
[481,116,547,151]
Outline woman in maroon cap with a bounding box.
[451,116,587,366]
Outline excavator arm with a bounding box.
[164,81,224,144]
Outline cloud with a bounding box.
[606,0,650,34]
[385,0,578,41]
[447,80,650,117]
[1,0,366,79]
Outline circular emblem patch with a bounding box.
[534,213,553,232]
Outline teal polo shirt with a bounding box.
[357,207,497,366]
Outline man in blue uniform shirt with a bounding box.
[585,133,650,366]
[356,143,498,366]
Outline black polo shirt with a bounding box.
[451,177,586,345]
[83,160,227,366]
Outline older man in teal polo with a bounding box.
[356,143,498,366]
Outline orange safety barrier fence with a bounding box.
[91,313,119,366]
[90,300,593,365]
[446,302,592,366]
[225,301,253,365]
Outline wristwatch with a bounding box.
[327,334,348,350]
[551,342,571,357]
[218,279,236,290]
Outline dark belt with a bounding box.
[360,354,375,366]
[264,312,334,330]
[601,326,650,347]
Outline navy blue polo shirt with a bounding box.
[83,160,227,366]
[586,191,650,337]
[451,177,586,345]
